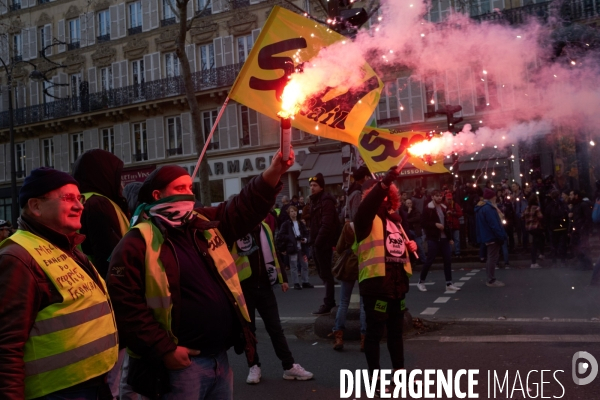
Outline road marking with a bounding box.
[409,282,435,286]
[453,282,464,287]
[459,277,471,281]
[458,317,600,323]
[434,297,450,304]
[466,273,476,276]
[410,335,600,343]
[420,307,439,315]
[471,269,480,272]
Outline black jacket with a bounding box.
[0,214,108,399]
[354,182,410,299]
[278,219,309,255]
[544,199,569,231]
[106,175,280,397]
[73,149,130,278]
[308,190,338,248]
[422,200,452,241]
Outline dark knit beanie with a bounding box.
[309,173,325,189]
[483,188,496,200]
[138,165,190,204]
[19,167,79,208]
[353,166,370,182]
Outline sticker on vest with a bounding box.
[236,233,259,256]
[385,219,406,259]
[375,300,388,313]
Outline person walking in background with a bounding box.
[403,198,426,262]
[444,192,463,259]
[308,173,339,315]
[544,190,569,266]
[568,190,593,270]
[353,168,417,389]
[346,166,370,221]
[475,188,507,287]
[278,206,313,290]
[512,182,528,251]
[522,194,545,268]
[231,220,313,385]
[418,190,461,292]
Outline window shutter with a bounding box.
[53,134,62,170]
[187,0,193,20]
[409,77,424,123]
[222,36,234,66]
[0,144,5,182]
[80,13,87,48]
[32,138,40,171]
[218,103,238,149]
[110,5,119,40]
[58,20,66,53]
[458,67,475,116]
[397,77,411,124]
[91,128,99,148]
[155,116,165,159]
[87,12,95,46]
[25,139,34,174]
[181,112,193,155]
[44,24,52,56]
[60,133,69,172]
[118,3,126,38]
[114,124,123,159]
[212,0,223,13]
[144,54,153,81]
[30,81,39,106]
[146,118,157,160]
[251,28,261,44]
[29,27,37,60]
[142,0,151,32]
[1,86,9,112]
[213,37,223,68]
[112,61,121,88]
[88,67,97,93]
[248,108,259,146]
[258,112,278,138]
[120,60,128,87]
[150,0,159,29]
[151,52,160,80]
[5,143,11,180]
[16,84,26,108]
[22,29,29,61]
[185,44,196,73]
[121,123,131,164]
[83,129,92,151]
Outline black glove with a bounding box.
[382,166,400,187]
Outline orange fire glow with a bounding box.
[407,137,446,157]
[277,79,303,119]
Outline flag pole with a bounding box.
[191,96,230,181]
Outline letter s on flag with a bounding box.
[229,6,383,145]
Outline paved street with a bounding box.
[228,260,600,399]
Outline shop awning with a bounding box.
[298,152,343,186]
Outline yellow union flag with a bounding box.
[229,6,383,144]
[358,127,450,174]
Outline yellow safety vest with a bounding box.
[7,230,118,399]
[353,215,412,283]
[231,222,283,284]
[82,192,130,236]
[131,215,250,352]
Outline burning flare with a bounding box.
[407,136,447,157]
[278,79,304,119]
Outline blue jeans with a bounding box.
[162,351,233,400]
[452,230,460,255]
[420,238,453,283]
[289,251,309,285]
[333,280,366,334]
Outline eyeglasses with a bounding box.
[39,194,86,205]
[309,176,318,182]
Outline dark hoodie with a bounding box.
[73,149,129,278]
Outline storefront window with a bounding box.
[210,179,224,203]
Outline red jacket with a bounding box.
[445,200,463,230]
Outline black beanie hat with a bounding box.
[19,167,79,208]
[138,165,190,204]
[310,173,325,189]
[353,166,370,181]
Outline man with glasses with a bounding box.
[0,167,118,399]
[308,173,338,315]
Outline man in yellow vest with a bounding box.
[0,167,119,399]
[73,149,135,398]
[107,150,294,399]
[353,167,417,387]
[231,221,313,385]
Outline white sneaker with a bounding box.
[486,279,505,287]
[530,264,542,269]
[446,283,461,291]
[283,363,314,380]
[246,365,261,384]
[417,283,427,292]
[538,254,545,260]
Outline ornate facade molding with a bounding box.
[123,37,149,59]
[8,19,24,34]
[154,28,179,52]
[91,45,117,67]
[226,12,257,35]
[37,12,53,26]
[65,53,86,74]
[65,5,82,20]
[35,59,54,75]
[190,20,219,43]
[94,0,112,11]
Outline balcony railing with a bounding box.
[68,41,80,51]
[471,0,600,24]
[0,63,243,129]
[128,26,142,36]
[97,34,111,43]
[161,17,177,27]
[37,0,50,4]
[167,146,183,156]
[377,117,400,126]
[134,152,148,162]
[231,0,250,8]
[9,3,21,11]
